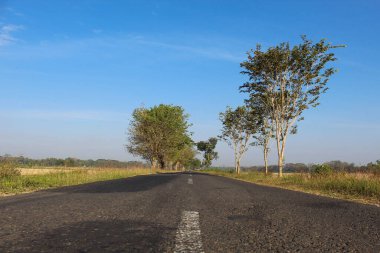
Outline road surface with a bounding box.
[0,172,379,252]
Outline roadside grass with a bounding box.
[203,169,380,206]
[0,167,150,195]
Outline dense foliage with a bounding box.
[126,104,195,170]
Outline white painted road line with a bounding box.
[188,178,193,184]
[174,211,204,253]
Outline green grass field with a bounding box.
[203,169,380,206]
[0,168,150,195]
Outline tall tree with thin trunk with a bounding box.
[219,106,258,174]
[240,36,342,177]
[255,117,272,175]
[247,98,273,175]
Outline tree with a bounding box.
[240,36,342,177]
[126,104,193,171]
[247,97,273,175]
[219,106,257,174]
[197,138,218,168]
[171,144,197,171]
[187,158,202,170]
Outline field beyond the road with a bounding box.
[0,167,150,196]
[203,169,380,206]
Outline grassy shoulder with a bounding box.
[202,169,380,206]
[0,167,151,196]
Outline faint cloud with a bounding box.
[92,29,103,34]
[0,110,128,122]
[5,7,24,17]
[134,37,242,62]
[0,33,242,62]
[0,24,23,46]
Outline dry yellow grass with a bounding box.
[1,167,151,195]
[19,167,76,175]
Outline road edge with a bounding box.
[199,172,380,208]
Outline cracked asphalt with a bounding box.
[0,172,379,252]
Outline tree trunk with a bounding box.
[159,159,165,170]
[234,156,238,174]
[151,158,158,174]
[264,149,268,175]
[236,159,241,175]
[278,154,283,177]
[275,127,284,177]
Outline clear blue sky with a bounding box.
[0,0,379,166]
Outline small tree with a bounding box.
[240,36,342,177]
[197,138,218,168]
[247,98,273,175]
[219,106,257,174]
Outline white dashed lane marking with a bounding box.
[174,211,204,253]
[188,178,193,184]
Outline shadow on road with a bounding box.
[47,173,178,194]
[0,219,176,253]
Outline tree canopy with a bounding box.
[197,138,218,168]
[219,106,258,174]
[126,104,194,170]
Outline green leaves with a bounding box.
[197,138,218,168]
[126,104,194,169]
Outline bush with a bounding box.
[0,162,21,178]
[312,164,333,176]
[367,160,380,176]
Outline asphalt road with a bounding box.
[0,172,379,252]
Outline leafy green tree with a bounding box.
[219,106,257,174]
[187,158,202,170]
[197,138,218,168]
[240,36,342,177]
[126,104,193,170]
[172,145,197,170]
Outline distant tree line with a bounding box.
[240,160,380,174]
[0,155,146,168]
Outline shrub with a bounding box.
[312,164,333,176]
[0,162,21,178]
[367,160,380,176]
